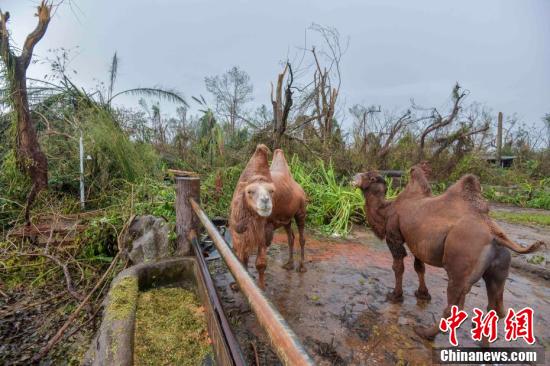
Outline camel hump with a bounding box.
[445,174,489,213]
[270,149,291,174]
[239,144,272,182]
[459,174,482,195]
[409,164,432,196]
[256,144,270,156]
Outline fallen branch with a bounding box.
[18,252,83,302]
[33,251,122,362]
[0,291,66,318]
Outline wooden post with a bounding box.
[175,176,200,256]
[497,111,503,168]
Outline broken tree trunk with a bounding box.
[271,62,293,149]
[0,2,51,224]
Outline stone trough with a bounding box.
[83,257,245,366]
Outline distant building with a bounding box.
[486,155,516,168]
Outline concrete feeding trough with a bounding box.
[83,257,245,366]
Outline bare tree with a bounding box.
[205,66,253,134]
[350,105,415,166]
[0,1,52,224]
[349,104,381,155]
[281,24,347,149]
[415,83,468,159]
[309,24,345,146]
[410,84,492,164]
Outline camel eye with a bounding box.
[247,190,254,195]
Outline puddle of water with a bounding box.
[212,227,549,365]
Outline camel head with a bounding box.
[352,171,387,195]
[239,175,276,217]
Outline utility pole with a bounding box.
[497,112,503,168]
[79,132,85,210]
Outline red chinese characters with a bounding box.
[439,305,469,346]
[471,308,498,343]
[504,307,535,344]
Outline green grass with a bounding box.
[290,156,365,236]
[483,178,550,210]
[490,211,550,227]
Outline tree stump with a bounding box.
[175,176,200,256]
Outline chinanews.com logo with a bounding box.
[432,306,546,364]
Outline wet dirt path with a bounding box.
[211,224,549,365]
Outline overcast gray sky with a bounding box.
[3,0,549,128]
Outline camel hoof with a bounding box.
[414,325,436,341]
[415,289,431,301]
[282,261,295,270]
[296,264,307,273]
[386,291,404,303]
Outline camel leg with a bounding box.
[480,247,510,347]
[414,257,431,301]
[231,247,249,291]
[296,213,307,273]
[414,277,470,340]
[483,246,510,318]
[282,223,295,270]
[256,243,267,290]
[265,221,274,247]
[386,240,406,303]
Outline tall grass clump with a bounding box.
[290,155,364,236]
[84,109,162,189]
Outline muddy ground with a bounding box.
[210,205,549,365]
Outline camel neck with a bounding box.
[363,190,390,239]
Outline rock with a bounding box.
[124,215,171,264]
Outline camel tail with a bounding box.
[489,219,545,253]
[493,235,545,254]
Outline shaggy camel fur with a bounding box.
[266,149,308,272]
[230,144,275,289]
[354,170,544,341]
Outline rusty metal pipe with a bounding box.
[189,198,314,366]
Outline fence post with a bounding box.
[175,176,200,256]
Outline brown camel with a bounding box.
[229,144,276,289]
[266,149,308,272]
[353,169,544,341]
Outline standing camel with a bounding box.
[266,149,308,272]
[353,170,543,340]
[230,144,276,289]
